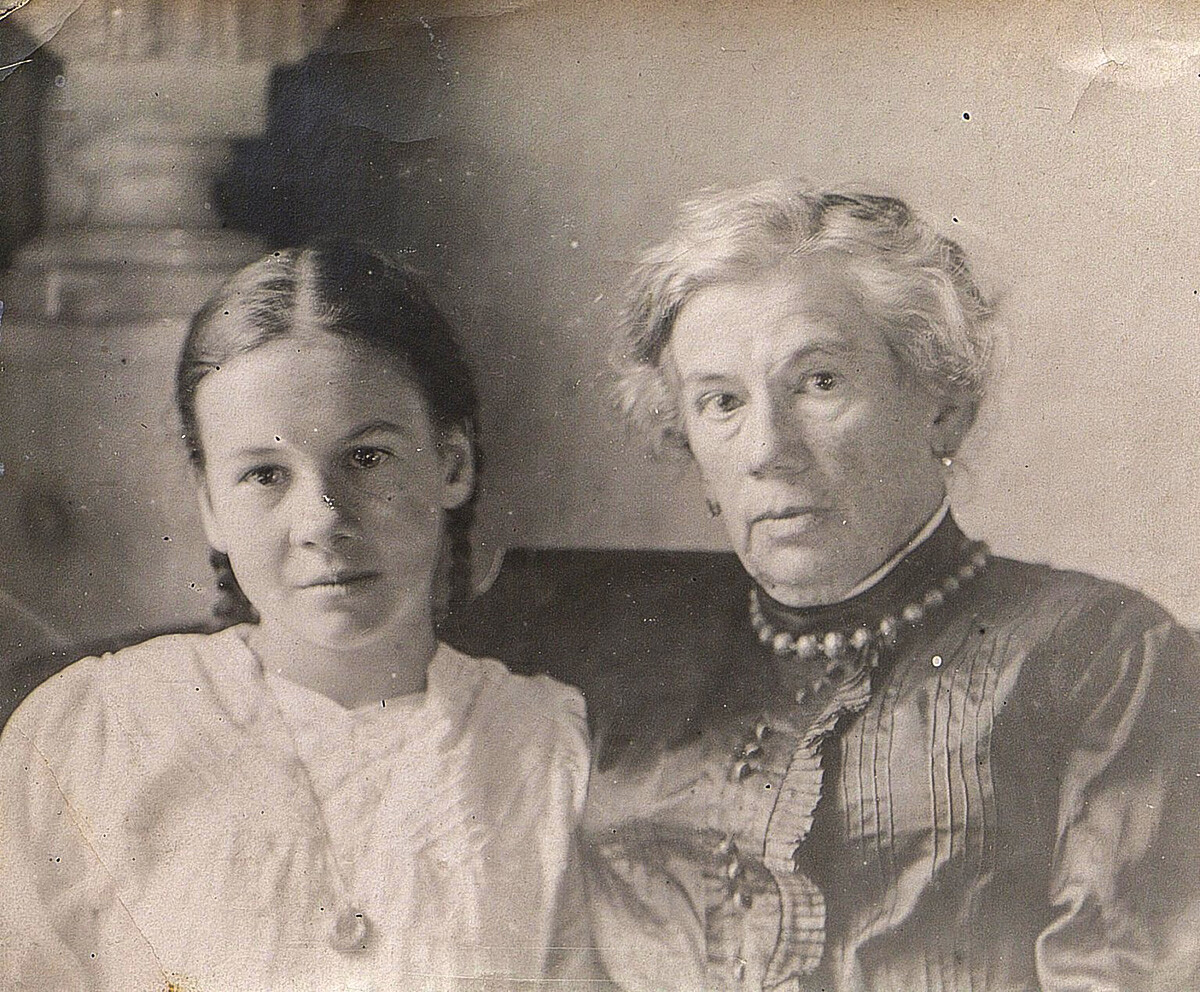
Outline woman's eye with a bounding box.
[697,392,744,418]
[241,466,285,487]
[805,371,839,393]
[349,446,390,470]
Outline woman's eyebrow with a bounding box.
[773,340,860,370]
[788,337,858,359]
[679,340,858,386]
[680,371,739,387]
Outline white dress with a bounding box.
[0,625,590,991]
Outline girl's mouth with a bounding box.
[299,570,379,590]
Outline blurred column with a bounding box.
[0,0,345,720]
[1,0,347,321]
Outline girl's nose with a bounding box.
[287,474,356,548]
[742,398,809,479]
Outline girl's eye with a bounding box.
[697,392,744,419]
[349,446,391,470]
[241,466,285,487]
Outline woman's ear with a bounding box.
[438,426,476,511]
[930,400,975,459]
[196,480,229,554]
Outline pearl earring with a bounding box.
[940,456,953,469]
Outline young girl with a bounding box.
[0,244,590,991]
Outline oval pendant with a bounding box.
[329,905,370,953]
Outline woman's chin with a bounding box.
[741,548,855,608]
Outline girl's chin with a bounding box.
[253,613,398,653]
[304,620,395,651]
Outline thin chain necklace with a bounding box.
[749,542,990,691]
[264,673,400,955]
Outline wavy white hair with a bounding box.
[611,180,997,455]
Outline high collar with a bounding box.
[840,498,949,600]
[753,512,975,638]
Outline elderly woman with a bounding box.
[582,182,1200,991]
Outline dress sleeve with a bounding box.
[514,673,598,980]
[531,672,591,820]
[0,667,164,991]
[576,745,722,992]
[0,703,92,991]
[1036,602,1200,991]
[544,829,618,986]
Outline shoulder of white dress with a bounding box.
[2,633,246,738]
[2,629,231,753]
[433,641,511,681]
[434,643,588,737]
[99,628,251,690]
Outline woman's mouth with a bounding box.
[754,505,832,524]
[751,507,832,541]
[298,570,379,591]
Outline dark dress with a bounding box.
[573,522,1200,988]
[444,516,1200,991]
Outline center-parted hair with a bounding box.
[612,180,997,454]
[176,241,480,621]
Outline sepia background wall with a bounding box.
[2,0,1198,704]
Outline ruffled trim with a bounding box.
[759,654,878,984]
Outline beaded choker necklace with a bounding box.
[749,542,990,698]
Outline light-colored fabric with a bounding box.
[0,626,590,992]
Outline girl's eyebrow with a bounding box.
[339,419,413,444]
[228,445,284,460]
[221,421,413,458]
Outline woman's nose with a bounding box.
[286,473,355,547]
[742,399,808,478]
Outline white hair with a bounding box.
[612,180,997,454]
